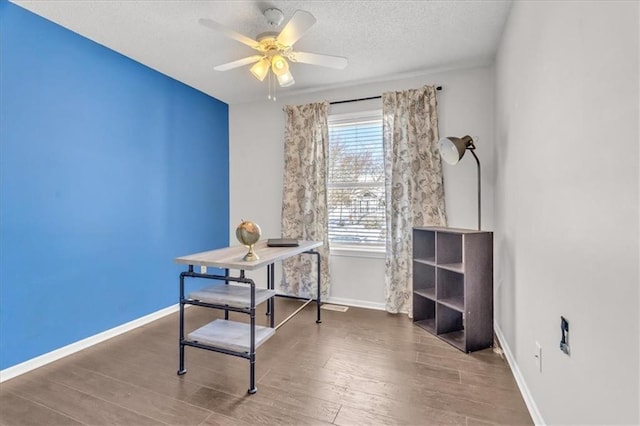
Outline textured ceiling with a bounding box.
[11,0,512,104]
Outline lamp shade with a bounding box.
[438,135,474,165]
[250,57,270,81]
[271,55,289,76]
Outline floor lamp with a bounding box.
[438,135,481,231]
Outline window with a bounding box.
[328,110,385,248]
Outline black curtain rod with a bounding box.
[329,86,442,105]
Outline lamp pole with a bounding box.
[468,149,481,231]
[438,135,482,231]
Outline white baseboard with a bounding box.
[325,296,386,311]
[0,304,182,383]
[494,322,546,425]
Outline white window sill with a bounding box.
[329,245,386,259]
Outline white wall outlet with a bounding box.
[200,265,207,274]
[534,341,542,373]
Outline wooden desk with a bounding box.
[175,240,322,394]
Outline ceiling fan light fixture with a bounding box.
[250,57,270,81]
[271,54,289,76]
[277,70,295,87]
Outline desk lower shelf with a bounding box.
[187,319,276,353]
[188,283,276,309]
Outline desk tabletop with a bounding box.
[175,240,322,271]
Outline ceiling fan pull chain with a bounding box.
[273,72,277,101]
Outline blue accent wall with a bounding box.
[0,1,229,370]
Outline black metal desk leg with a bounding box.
[315,251,322,323]
[224,268,229,320]
[177,271,187,375]
[269,263,275,328]
[248,276,257,394]
[265,264,272,317]
[303,250,322,323]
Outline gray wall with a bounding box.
[494,1,639,424]
[229,65,495,308]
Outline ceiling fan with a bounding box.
[199,8,348,88]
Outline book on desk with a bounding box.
[267,238,299,247]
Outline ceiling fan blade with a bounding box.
[199,18,259,49]
[288,51,348,69]
[276,10,316,47]
[214,55,263,71]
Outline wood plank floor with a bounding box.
[0,300,532,425]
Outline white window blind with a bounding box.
[328,111,385,247]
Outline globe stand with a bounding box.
[243,244,259,261]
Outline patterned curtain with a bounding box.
[382,86,446,314]
[280,102,331,299]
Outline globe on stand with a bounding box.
[236,220,262,261]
